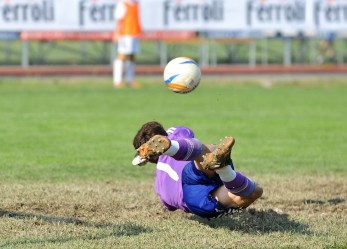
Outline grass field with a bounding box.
[0,76,346,248]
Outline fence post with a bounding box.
[199,38,209,67]
[261,37,268,65]
[284,37,292,66]
[160,41,167,67]
[249,40,256,67]
[309,38,317,64]
[21,41,29,68]
[110,42,117,65]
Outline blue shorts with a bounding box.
[182,161,238,219]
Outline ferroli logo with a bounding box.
[314,0,347,26]
[246,0,305,25]
[79,0,116,26]
[0,0,54,22]
[163,0,224,25]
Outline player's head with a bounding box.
[133,121,167,164]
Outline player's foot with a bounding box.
[200,136,235,170]
[128,81,142,89]
[114,82,125,88]
[137,135,171,159]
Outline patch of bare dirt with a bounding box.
[0,175,345,225]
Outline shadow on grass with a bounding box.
[190,208,310,235]
[0,210,152,247]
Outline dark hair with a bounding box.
[133,121,168,163]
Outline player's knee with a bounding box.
[118,54,126,60]
[252,185,263,199]
[238,186,263,208]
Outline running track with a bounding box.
[0,65,346,76]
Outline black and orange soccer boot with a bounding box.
[200,136,235,170]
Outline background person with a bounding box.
[113,0,142,88]
[132,121,263,219]
[317,32,336,64]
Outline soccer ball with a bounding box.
[163,57,201,94]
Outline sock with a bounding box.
[113,59,123,85]
[164,138,202,161]
[215,165,236,182]
[125,60,135,84]
[216,166,255,197]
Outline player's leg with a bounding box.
[197,136,263,208]
[182,156,262,219]
[125,37,140,87]
[113,37,126,88]
[125,54,134,84]
[212,182,263,208]
[137,134,203,162]
[136,135,235,177]
[113,57,125,87]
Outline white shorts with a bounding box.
[117,36,140,55]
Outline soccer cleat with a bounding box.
[200,136,235,170]
[128,81,142,89]
[137,135,171,160]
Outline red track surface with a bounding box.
[0,65,347,76]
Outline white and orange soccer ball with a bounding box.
[163,57,201,94]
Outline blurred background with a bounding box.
[0,0,346,75]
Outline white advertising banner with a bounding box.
[0,0,346,33]
[141,0,242,31]
[0,0,117,31]
[311,0,347,32]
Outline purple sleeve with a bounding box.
[166,126,202,161]
[166,126,195,139]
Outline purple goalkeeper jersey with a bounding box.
[154,126,196,212]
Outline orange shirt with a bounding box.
[118,1,142,37]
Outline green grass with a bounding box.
[0,76,346,248]
[1,77,346,182]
